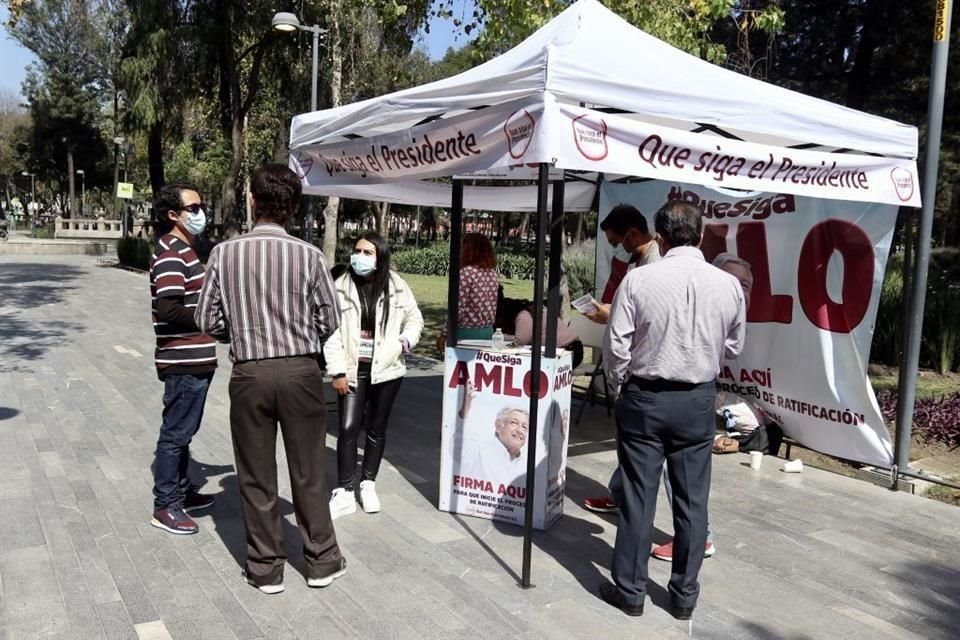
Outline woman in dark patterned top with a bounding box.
[438,233,499,349]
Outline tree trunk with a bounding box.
[67,144,76,218]
[575,212,584,243]
[147,122,165,194]
[375,201,390,238]
[221,110,243,237]
[321,0,343,263]
[845,0,878,110]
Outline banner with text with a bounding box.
[597,181,897,466]
[291,98,549,185]
[558,105,920,208]
[438,348,573,529]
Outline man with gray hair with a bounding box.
[650,252,754,562]
[600,200,745,620]
[456,384,530,482]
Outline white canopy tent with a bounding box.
[290,0,919,209]
[287,0,924,586]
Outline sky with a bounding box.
[0,1,478,100]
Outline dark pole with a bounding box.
[446,181,464,348]
[545,180,565,357]
[521,163,550,588]
[893,0,952,489]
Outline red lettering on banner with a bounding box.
[737,222,793,324]
[797,220,874,333]
[503,367,523,397]
[474,364,501,394]
[446,360,549,398]
[522,370,550,400]
[447,361,469,388]
[700,224,728,264]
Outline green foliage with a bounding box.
[391,243,451,276]
[923,250,960,375]
[434,0,785,64]
[562,239,596,298]
[872,253,904,368]
[390,242,539,280]
[117,236,153,271]
[873,249,960,374]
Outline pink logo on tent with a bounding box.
[572,114,608,161]
[890,167,914,202]
[504,110,536,159]
[294,152,314,179]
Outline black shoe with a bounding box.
[599,583,644,616]
[307,558,347,588]
[183,490,215,513]
[243,569,284,595]
[671,606,695,620]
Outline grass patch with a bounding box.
[926,484,960,506]
[401,273,533,360]
[869,371,960,400]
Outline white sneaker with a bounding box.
[358,480,381,514]
[329,488,356,520]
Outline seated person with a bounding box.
[496,291,584,369]
[715,390,783,455]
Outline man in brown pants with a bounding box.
[196,163,344,594]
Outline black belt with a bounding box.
[629,376,715,392]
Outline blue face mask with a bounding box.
[350,252,376,277]
[184,209,206,236]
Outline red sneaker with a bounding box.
[151,505,198,535]
[583,496,619,513]
[652,540,716,561]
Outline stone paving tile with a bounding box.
[3,256,960,640]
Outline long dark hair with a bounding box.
[351,231,392,330]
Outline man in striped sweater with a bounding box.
[148,182,218,535]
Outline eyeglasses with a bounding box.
[180,203,204,214]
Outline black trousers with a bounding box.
[610,377,715,609]
[229,356,343,586]
[336,363,404,490]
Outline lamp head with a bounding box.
[272,12,300,32]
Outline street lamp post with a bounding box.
[76,169,85,216]
[21,171,35,231]
[272,11,326,242]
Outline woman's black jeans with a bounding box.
[336,365,404,490]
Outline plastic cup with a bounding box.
[782,459,804,473]
[749,451,763,470]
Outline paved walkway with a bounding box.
[1,255,959,640]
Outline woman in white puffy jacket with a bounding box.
[324,232,424,519]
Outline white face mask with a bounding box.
[350,252,376,276]
[611,243,631,263]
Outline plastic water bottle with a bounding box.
[722,408,737,433]
[491,328,505,351]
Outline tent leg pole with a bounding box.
[893,0,952,490]
[447,181,464,348]
[546,181,565,356]
[521,164,550,589]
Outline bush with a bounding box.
[872,254,904,367]
[29,224,55,239]
[392,242,451,276]
[876,390,960,450]
[497,252,535,280]
[872,248,960,373]
[391,242,538,280]
[563,239,596,298]
[117,237,153,271]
